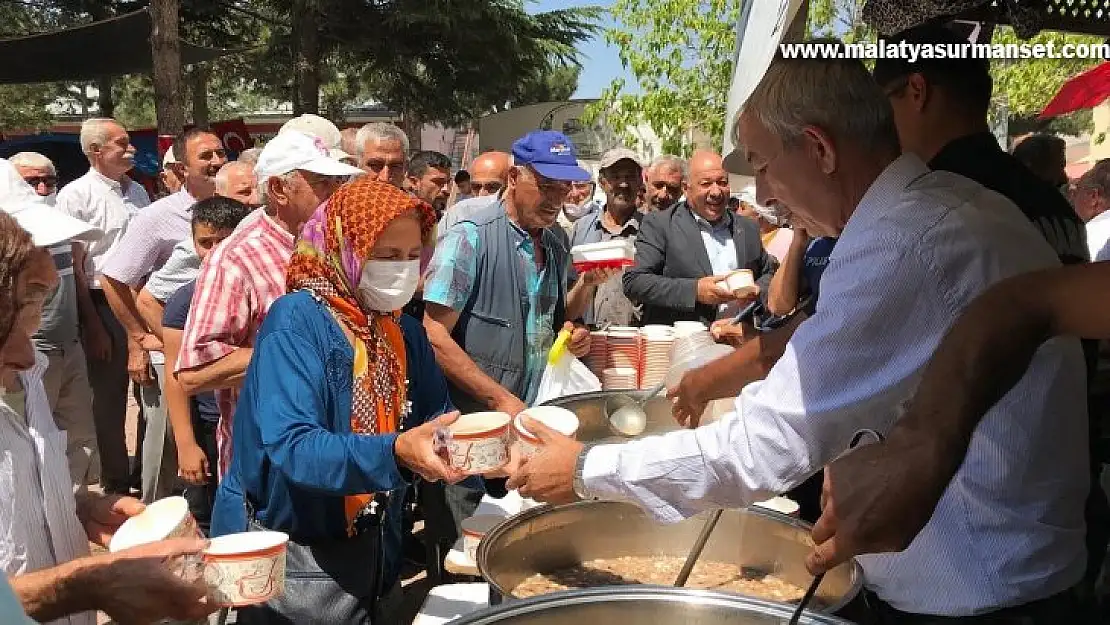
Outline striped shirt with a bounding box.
[100,188,195,287]
[0,353,92,625]
[176,208,295,478]
[54,168,150,288]
[583,155,1088,616]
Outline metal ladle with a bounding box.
[604,379,667,437]
[673,508,724,587]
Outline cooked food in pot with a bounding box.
[511,556,807,603]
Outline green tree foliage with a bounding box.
[590,0,1104,156]
[586,0,742,156]
[990,27,1102,123]
[0,0,594,133]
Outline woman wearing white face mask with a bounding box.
[211,179,468,624]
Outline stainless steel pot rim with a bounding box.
[451,585,857,624]
[475,499,865,614]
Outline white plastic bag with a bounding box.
[533,330,601,405]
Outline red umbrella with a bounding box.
[1039,62,1110,119]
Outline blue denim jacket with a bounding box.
[211,290,458,588]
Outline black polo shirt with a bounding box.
[928,132,1089,266]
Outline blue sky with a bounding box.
[531,0,638,99]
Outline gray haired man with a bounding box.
[356,122,408,187]
[513,47,1087,623]
[643,155,686,211]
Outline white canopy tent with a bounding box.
[721,0,808,175]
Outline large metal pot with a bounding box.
[538,390,687,443]
[477,500,862,614]
[453,586,858,624]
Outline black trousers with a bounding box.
[182,417,219,535]
[839,587,1082,625]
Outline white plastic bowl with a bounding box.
[447,412,513,474]
[203,530,290,607]
[109,496,197,553]
[514,406,580,458]
[461,515,503,563]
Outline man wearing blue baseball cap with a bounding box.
[420,130,614,560]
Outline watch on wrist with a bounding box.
[572,443,595,501]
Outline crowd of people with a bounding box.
[3,21,1110,625]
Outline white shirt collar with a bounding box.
[87,167,133,194]
[840,154,931,241]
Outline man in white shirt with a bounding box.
[511,52,1087,621]
[0,204,212,625]
[54,117,150,495]
[99,128,227,503]
[1072,159,1110,261]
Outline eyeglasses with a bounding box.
[471,181,503,194]
[23,176,57,189]
[363,159,406,173]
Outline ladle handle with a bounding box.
[787,573,825,625]
[673,508,724,587]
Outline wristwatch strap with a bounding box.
[573,443,596,501]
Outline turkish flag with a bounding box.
[1039,62,1110,119]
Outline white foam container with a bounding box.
[109,495,198,553]
[446,412,513,474]
[514,406,580,459]
[461,515,503,564]
[570,239,635,264]
[203,530,290,607]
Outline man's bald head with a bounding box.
[470,151,511,196]
[686,150,730,222]
[214,161,260,207]
[688,151,725,179]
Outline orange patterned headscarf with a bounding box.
[286,178,436,534]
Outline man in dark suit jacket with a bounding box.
[623,151,777,326]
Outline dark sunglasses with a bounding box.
[363,159,406,173]
[23,176,58,189]
[471,181,503,194]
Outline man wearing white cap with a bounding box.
[176,131,361,479]
[281,113,341,150]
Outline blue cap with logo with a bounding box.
[511,131,592,182]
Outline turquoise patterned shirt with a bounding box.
[424,219,561,405]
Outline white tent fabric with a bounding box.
[721,0,808,175]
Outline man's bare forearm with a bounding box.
[11,556,100,622]
[135,289,167,340]
[896,266,1071,452]
[163,331,198,449]
[177,348,252,395]
[72,245,102,333]
[100,276,149,341]
[423,315,513,408]
[695,314,804,401]
[767,235,808,316]
[565,279,596,322]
